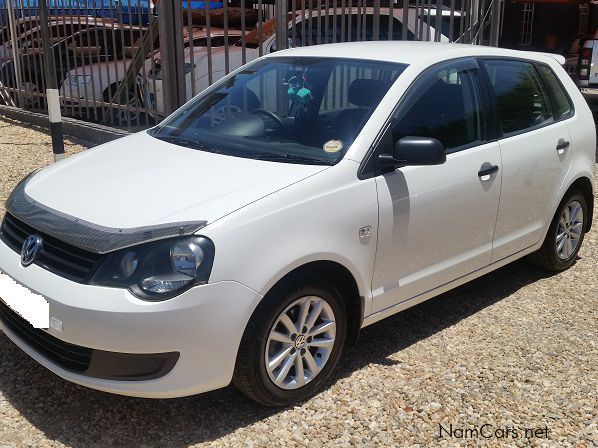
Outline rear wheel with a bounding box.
[233,280,346,406]
[528,190,588,271]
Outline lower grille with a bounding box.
[0,300,92,372]
[0,213,101,283]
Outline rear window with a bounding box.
[537,65,574,119]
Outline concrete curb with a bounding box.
[0,105,130,146]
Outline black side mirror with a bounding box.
[378,136,446,171]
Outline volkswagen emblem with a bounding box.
[21,234,43,267]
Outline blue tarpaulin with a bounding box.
[0,0,223,25]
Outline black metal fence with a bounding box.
[0,0,501,131]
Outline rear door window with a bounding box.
[483,59,554,135]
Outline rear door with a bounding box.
[482,59,574,262]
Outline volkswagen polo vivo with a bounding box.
[0,42,595,406]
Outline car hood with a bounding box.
[23,131,329,229]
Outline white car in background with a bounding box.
[0,42,594,406]
[142,29,244,119]
[144,6,459,118]
[59,27,242,123]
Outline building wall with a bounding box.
[499,2,595,54]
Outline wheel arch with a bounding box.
[566,176,594,232]
[258,260,364,347]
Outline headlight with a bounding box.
[91,236,215,301]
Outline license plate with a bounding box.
[0,271,49,329]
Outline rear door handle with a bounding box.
[556,138,570,154]
[478,164,499,180]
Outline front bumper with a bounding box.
[0,238,262,398]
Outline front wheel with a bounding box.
[233,281,346,406]
[528,190,588,271]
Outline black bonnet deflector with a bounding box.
[5,172,207,254]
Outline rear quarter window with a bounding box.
[536,64,574,119]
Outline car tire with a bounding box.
[528,190,588,271]
[233,278,347,407]
[102,84,149,126]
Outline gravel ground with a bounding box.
[0,116,596,448]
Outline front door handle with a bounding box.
[478,164,499,180]
[556,138,570,154]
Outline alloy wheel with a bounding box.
[556,200,584,260]
[265,296,336,390]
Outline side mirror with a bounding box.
[378,136,446,171]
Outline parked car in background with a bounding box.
[142,27,245,118]
[143,6,457,119]
[0,17,109,106]
[1,22,142,108]
[59,26,242,124]
[576,32,598,119]
[1,42,593,406]
[577,34,598,88]
[562,29,598,79]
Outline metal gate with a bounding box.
[0,0,502,131]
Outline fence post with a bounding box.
[157,0,186,116]
[39,0,65,161]
[489,0,502,47]
[275,0,288,51]
[6,0,23,108]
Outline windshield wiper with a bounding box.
[153,135,224,154]
[242,152,334,165]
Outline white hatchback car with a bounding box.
[0,42,595,406]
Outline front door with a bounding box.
[371,58,502,313]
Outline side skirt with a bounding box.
[361,243,541,328]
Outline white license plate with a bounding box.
[0,271,49,329]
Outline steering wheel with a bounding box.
[251,108,286,130]
[212,105,243,126]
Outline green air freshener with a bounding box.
[288,86,300,100]
[296,87,312,104]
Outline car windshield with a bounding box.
[150,56,407,165]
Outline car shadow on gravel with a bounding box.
[0,259,559,447]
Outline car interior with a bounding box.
[155,57,407,163]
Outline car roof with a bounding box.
[268,41,566,66]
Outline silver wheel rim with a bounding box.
[556,200,583,260]
[21,82,38,108]
[117,94,142,123]
[265,296,336,390]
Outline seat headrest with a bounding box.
[348,79,387,107]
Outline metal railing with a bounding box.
[0,0,501,131]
